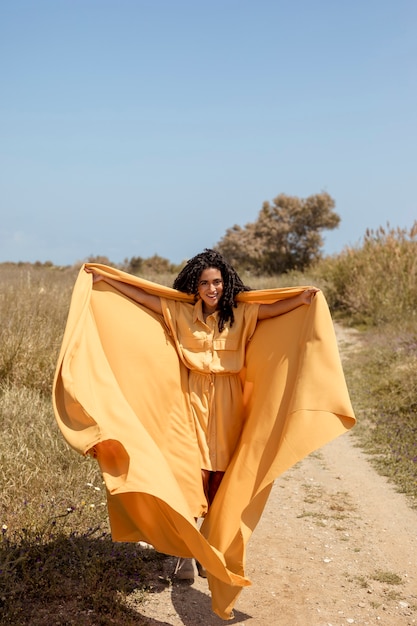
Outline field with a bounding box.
[1,224,416,624]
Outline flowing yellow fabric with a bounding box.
[53,264,355,620]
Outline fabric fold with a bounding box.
[53,264,355,619]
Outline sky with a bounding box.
[1,0,416,267]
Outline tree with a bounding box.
[124,255,174,275]
[216,192,340,274]
[142,254,173,274]
[125,256,144,275]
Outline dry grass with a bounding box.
[0,265,165,624]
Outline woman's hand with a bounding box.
[85,267,104,283]
[299,287,320,305]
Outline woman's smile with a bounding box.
[197,268,224,314]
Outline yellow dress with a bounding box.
[161,298,260,471]
[53,264,355,620]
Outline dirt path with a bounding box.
[127,325,417,625]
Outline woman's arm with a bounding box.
[85,268,162,315]
[257,288,319,320]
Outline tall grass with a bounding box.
[0,266,76,394]
[316,223,417,326]
[340,323,417,505]
[1,228,416,622]
[313,223,417,508]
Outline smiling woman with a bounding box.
[197,268,224,316]
[53,250,355,619]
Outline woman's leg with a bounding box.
[196,469,224,579]
[201,469,211,505]
[208,470,225,505]
[201,469,225,507]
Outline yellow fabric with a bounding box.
[161,298,260,471]
[52,264,355,620]
[188,369,245,471]
[161,297,259,372]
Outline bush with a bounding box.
[316,223,417,326]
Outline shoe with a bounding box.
[137,541,154,550]
[173,557,195,581]
[196,561,207,578]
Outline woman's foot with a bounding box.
[196,561,207,578]
[173,557,195,581]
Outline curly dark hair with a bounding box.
[173,249,251,331]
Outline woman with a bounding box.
[87,250,317,510]
[55,250,354,619]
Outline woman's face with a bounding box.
[197,267,224,314]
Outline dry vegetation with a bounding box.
[0,223,416,623]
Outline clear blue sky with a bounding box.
[1,0,416,266]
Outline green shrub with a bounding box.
[316,223,417,326]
